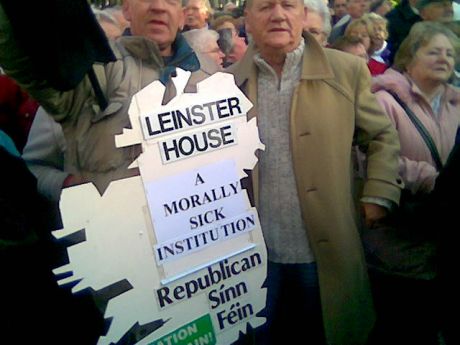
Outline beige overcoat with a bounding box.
[228,34,403,345]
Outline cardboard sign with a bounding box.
[53,69,267,345]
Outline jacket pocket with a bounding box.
[76,101,134,173]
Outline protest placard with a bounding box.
[53,69,267,344]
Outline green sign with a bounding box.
[150,314,216,345]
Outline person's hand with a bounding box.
[62,174,86,188]
[361,203,388,229]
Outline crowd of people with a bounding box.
[1,0,459,344]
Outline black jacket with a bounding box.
[0,0,114,91]
[386,0,421,63]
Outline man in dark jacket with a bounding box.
[386,0,421,63]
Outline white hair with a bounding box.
[92,8,120,27]
[224,1,237,11]
[183,29,219,53]
[183,0,214,15]
[304,0,332,36]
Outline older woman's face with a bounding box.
[204,41,225,66]
[348,24,370,51]
[304,12,328,46]
[407,34,455,85]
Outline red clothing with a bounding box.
[0,75,38,152]
[368,58,388,76]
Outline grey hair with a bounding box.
[183,0,214,15]
[304,0,332,36]
[92,8,121,27]
[183,29,219,53]
[104,6,124,19]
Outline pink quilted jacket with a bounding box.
[372,68,460,194]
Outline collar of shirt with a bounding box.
[372,41,388,57]
[253,40,305,89]
[161,33,200,84]
[121,30,200,84]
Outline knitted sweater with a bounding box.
[255,41,315,264]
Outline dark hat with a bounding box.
[416,0,452,10]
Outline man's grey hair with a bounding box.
[92,8,121,27]
[183,28,219,53]
[104,6,123,19]
[304,0,332,36]
[183,0,214,15]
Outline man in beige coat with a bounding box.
[228,0,402,344]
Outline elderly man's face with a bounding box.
[123,0,184,56]
[184,0,209,29]
[333,0,348,18]
[347,0,366,19]
[245,0,307,55]
[420,1,454,22]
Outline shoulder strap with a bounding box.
[88,67,108,111]
[387,90,443,171]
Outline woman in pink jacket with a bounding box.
[372,23,459,196]
[366,22,460,345]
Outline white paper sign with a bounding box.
[146,159,245,243]
[158,122,238,163]
[141,96,245,141]
[154,210,256,264]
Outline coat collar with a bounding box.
[373,68,460,107]
[118,33,203,84]
[117,34,200,68]
[117,36,164,66]
[229,32,335,87]
[399,0,421,21]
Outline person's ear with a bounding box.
[122,0,132,22]
[179,8,185,31]
[419,8,428,21]
[244,9,251,34]
[303,7,308,28]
